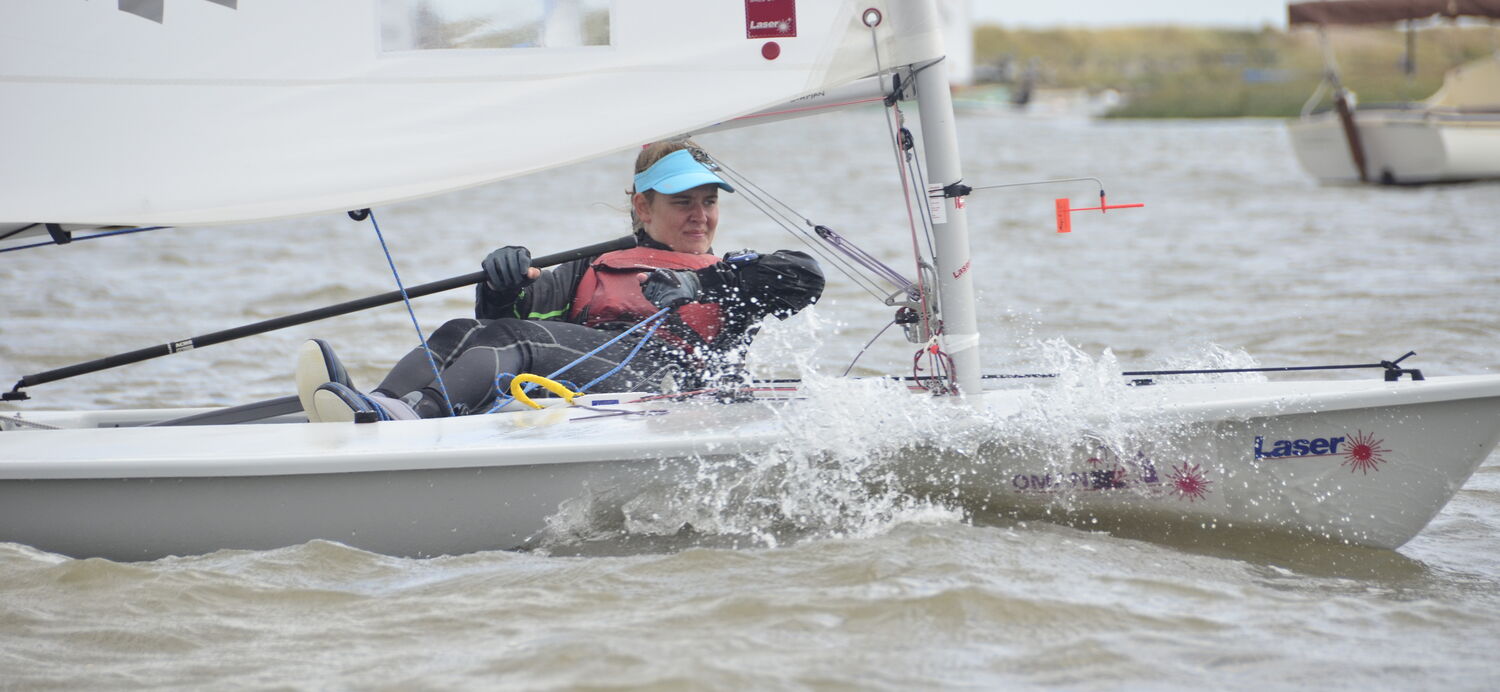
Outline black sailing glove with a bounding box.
[481,246,535,293]
[642,268,703,309]
[695,250,824,319]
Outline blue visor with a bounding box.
[633,149,735,195]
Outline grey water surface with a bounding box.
[2,110,1499,690]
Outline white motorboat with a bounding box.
[3,1,1499,561]
[1286,0,1500,185]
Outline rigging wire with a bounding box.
[811,224,918,302]
[901,128,943,262]
[879,95,937,328]
[706,156,897,303]
[706,160,860,280]
[840,317,898,377]
[868,30,954,394]
[704,140,934,386]
[0,224,37,241]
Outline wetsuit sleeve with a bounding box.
[697,250,825,322]
[475,257,590,321]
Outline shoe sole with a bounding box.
[296,339,351,423]
[311,383,368,423]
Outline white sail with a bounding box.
[937,0,974,87]
[0,0,942,227]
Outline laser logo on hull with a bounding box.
[1253,430,1389,473]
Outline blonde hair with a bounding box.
[635,139,698,173]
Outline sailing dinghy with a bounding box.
[3,1,1500,561]
[1286,0,1500,185]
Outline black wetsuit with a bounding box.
[371,236,823,418]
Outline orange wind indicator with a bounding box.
[1055,190,1144,233]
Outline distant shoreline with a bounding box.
[970,25,1498,118]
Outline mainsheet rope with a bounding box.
[354,209,457,417]
[0,226,170,254]
[484,306,671,413]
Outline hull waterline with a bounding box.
[4,376,1500,560]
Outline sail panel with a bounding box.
[0,1,941,227]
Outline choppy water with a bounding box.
[3,110,1500,690]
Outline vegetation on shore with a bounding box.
[971,25,1498,118]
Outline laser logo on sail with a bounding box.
[745,0,797,39]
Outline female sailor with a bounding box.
[296,140,824,421]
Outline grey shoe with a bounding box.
[297,339,353,423]
[312,382,420,423]
[311,382,379,423]
[365,392,420,420]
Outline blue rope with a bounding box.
[0,226,169,254]
[364,210,456,417]
[493,372,517,401]
[486,307,671,413]
[575,314,667,392]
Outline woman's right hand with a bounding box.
[481,246,541,291]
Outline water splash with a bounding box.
[538,327,1263,552]
[1147,342,1268,384]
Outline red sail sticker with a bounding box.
[746,0,796,39]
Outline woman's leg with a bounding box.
[372,318,485,398]
[395,319,676,418]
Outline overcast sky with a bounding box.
[970,0,1289,28]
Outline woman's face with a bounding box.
[634,184,719,255]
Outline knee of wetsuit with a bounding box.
[432,318,481,341]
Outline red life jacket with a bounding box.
[569,247,725,346]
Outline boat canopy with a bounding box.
[1425,54,1500,109]
[1289,0,1500,25]
[0,1,942,228]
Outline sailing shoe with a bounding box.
[365,392,420,421]
[312,382,421,423]
[296,339,353,423]
[311,382,379,423]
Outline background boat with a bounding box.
[1286,0,1500,184]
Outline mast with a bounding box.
[911,9,983,396]
[1317,29,1370,183]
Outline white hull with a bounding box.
[1287,109,1500,184]
[4,376,1499,560]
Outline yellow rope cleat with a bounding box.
[509,374,581,410]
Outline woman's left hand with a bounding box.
[640,268,702,309]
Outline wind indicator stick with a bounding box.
[961,176,1143,234]
[1054,190,1144,233]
